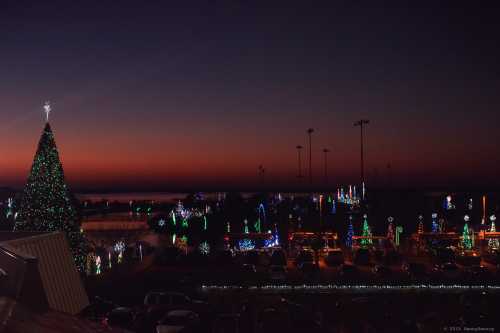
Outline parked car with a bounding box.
[156,310,200,333]
[325,249,344,266]
[238,264,259,284]
[295,250,314,266]
[81,296,117,321]
[402,262,427,280]
[433,262,461,280]
[103,307,135,331]
[464,265,491,282]
[144,291,208,314]
[299,262,320,280]
[212,313,240,333]
[268,265,287,282]
[372,264,391,280]
[483,250,500,265]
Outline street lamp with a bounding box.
[307,128,314,185]
[296,145,303,179]
[354,119,369,197]
[322,148,330,184]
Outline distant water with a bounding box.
[75,192,256,203]
[76,192,191,203]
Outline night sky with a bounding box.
[1,2,499,191]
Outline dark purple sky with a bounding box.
[1,2,499,190]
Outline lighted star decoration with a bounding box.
[43,101,51,122]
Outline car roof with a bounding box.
[168,310,197,317]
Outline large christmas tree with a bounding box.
[14,119,87,272]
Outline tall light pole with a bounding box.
[322,148,330,184]
[354,120,369,189]
[296,145,303,179]
[307,128,314,185]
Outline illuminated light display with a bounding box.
[444,195,455,210]
[417,215,424,234]
[462,220,472,250]
[386,217,395,242]
[361,214,372,247]
[182,218,188,228]
[346,216,354,248]
[238,239,255,251]
[158,219,166,227]
[172,234,176,245]
[244,219,249,234]
[264,231,280,248]
[14,111,88,272]
[489,215,499,250]
[482,195,487,224]
[199,241,210,255]
[256,203,265,233]
[431,213,439,233]
[467,198,473,210]
[395,226,403,246]
[95,256,101,275]
[226,222,231,233]
[6,198,14,219]
[171,210,176,226]
[203,216,208,230]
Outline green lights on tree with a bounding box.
[14,123,88,272]
[462,222,472,250]
[360,214,372,247]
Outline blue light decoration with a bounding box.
[331,199,336,214]
[264,231,280,248]
[346,216,354,248]
[238,239,255,251]
[431,213,439,233]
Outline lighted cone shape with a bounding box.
[15,122,88,272]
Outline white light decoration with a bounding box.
[464,215,470,222]
[199,241,210,255]
[158,219,166,227]
[491,215,496,222]
[43,101,51,122]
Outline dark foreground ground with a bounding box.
[83,252,500,333]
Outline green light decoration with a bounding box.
[360,214,372,247]
[182,218,188,228]
[172,211,176,226]
[327,196,332,203]
[254,218,261,233]
[203,216,208,230]
[395,226,403,246]
[462,223,472,250]
[14,122,88,272]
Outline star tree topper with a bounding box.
[43,101,51,122]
